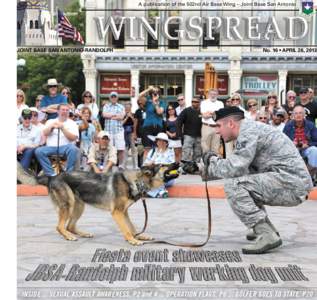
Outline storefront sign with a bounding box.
[195,75,229,96]
[241,75,278,92]
[100,74,131,95]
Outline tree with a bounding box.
[62,0,85,45]
[17,54,85,106]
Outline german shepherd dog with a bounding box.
[17,163,178,246]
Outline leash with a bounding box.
[56,128,62,174]
[135,179,212,248]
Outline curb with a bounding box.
[17,184,317,200]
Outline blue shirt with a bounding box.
[143,98,166,128]
[103,103,125,134]
[77,121,96,154]
[40,94,67,120]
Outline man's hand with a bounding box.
[17,145,25,154]
[52,121,64,129]
[202,151,218,166]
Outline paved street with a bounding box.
[18,196,317,300]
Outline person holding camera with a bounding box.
[283,105,317,181]
[139,86,166,159]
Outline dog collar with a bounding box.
[135,180,149,197]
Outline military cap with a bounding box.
[214,106,244,122]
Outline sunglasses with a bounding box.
[23,116,32,120]
[232,98,240,101]
[192,101,200,103]
[178,98,184,101]
[248,104,257,108]
[299,92,307,95]
[101,136,109,140]
[49,85,57,88]
[288,96,296,99]
[168,108,175,111]
[268,96,277,99]
[84,95,92,98]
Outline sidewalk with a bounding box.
[17,196,317,300]
[17,174,317,200]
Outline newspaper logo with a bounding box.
[302,1,314,15]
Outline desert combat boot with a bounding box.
[246,217,280,241]
[242,220,282,254]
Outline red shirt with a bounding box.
[294,125,308,145]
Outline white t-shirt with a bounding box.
[200,99,224,125]
[45,118,79,147]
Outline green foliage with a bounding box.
[63,0,85,45]
[17,54,85,106]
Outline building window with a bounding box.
[30,20,33,29]
[35,20,39,29]
[147,10,159,49]
[289,75,317,95]
[202,23,220,48]
[140,74,184,101]
[17,22,21,30]
[110,24,125,48]
[167,11,180,49]
[251,1,273,47]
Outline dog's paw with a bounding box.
[136,234,154,241]
[127,238,144,246]
[65,234,78,241]
[68,228,94,238]
[79,232,94,238]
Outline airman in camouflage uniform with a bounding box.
[202,107,313,254]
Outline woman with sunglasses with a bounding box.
[61,86,76,113]
[76,91,93,118]
[256,111,270,124]
[282,90,297,120]
[166,104,182,163]
[77,107,96,170]
[17,89,29,124]
[245,98,258,120]
[230,93,246,113]
[260,92,279,120]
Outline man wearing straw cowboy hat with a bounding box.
[40,78,67,120]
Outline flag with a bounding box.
[58,9,84,44]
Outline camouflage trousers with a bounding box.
[182,135,202,162]
[224,172,308,228]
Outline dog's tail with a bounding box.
[17,162,38,186]
[17,161,53,187]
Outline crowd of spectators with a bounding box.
[17,79,317,196]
